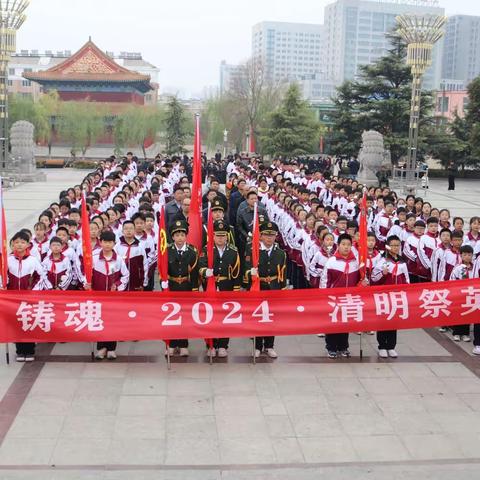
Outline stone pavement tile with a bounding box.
[51,342,100,355]
[270,364,317,379]
[38,363,86,378]
[69,394,119,416]
[319,377,366,396]
[419,393,472,413]
[7,414,65,438]
[447,433,480,458]
[166,415,217,439]
[259,396,288,416]
[51,437,112,465]
[291,414,343,437]
[75,378,124,397]
[220,437,276,464]
[297,436,357,462]
[271,437,305,463]
[401,376,452,395]
[214,395,262,416]
[165,438,220,465]
[371,393,426,414]
[126,363,169,378]
[337,413,394,436]
[29,378,79,398]
[276,378,322,397]
[350,434,411,461]
[390,363,437,378]
[122,377,168,396]
[427,362,476,378]
[167,378,212,396]
[0,438,57,465]
[117,395,167,416]
[458,393,480,411]
[217,414,269,439]
[359,377,410,395]
[386,412,444,435]
[18,395,72,416]
[82,363,129,379]
[401,433,464,460]
[166,395,214,416]
[113,415,166,439]
[327,393,381,415]
[282,394,331,416]
[265,415,295,437]
[255,377,281,397]
[108,438,166,465]
[60,414,116,438]
[211,377,256,396]
[431,412,480,433]
[311,363,356,378]
[441,377,480,394]
[167,363,211,379]
[351,363,396,378]
[104,472,221,480]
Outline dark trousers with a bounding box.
[170,339,188,348]
[255,336,274,350]
[214,338,229,349]
[325,333,349,352]
[16,342,35,355]
[377,330,397,350]
[144,273,155,291]
[452,324,470,336]
[474,324,480,346]
[97,341,117,351]
[448,175,455,190]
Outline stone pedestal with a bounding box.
[357,130,391,186]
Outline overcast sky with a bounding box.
[15,0,480,97]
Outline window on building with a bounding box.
[7,80,13,86]
[22,80,31,87]
[23,68,33,73]
[8,68,15,76]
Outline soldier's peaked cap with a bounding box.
[170,220,188,235]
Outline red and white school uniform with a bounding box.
[42,253,73,290]
[31,238,50,262]
[90,250,129,292]
[114,237,148,291]
[417,232,441,281]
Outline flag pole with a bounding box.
[358,188,368,361]
[206,202,215,363]
[251,201,260,364]
[0,178,9,364]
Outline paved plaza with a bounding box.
[1,172,480,478]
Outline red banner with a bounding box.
[0,279,479,343]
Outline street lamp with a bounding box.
[245,129,250,154]
[396,13,446,194]
[223,129,228,159]
[0,0,29,169]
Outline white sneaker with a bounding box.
[217,348,228,358]
[367,331,375,335]
[179,348,189,357]
[378,349,388,358]
[208,348,216,357]
[266,348,278,358]
[439,327,447,333]
[462,335,471,342]
[388,349,398,358]
[254,349,261,358]
[24,355,35,362]
[453,335,461,342]
[473,346,480,355]
[165,347,175,356]
[15,355,25,362]
[107,351,117,360]
[317,333,325,337]
[95,347,107,360]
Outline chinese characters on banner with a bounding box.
[1,278,480,343]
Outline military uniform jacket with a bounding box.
[244,243,287,291]
[167,243,199,291]
[202,224,236,248]
[199,245,241,291]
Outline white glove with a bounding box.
[161,281,169,290]
[248,232,252,238]
[250,267,258,277]
[205,269,214,278]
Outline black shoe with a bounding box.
[327,351,337,359]
[339,349,351,358]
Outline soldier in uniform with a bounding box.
[244,221,287,358]
[202,198,236,247]
[199,220,241,357]
[163,220,199,357]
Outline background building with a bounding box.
[442,15,480,88]
[323,0,445,90]
[219,60,245,93]
[251,21,324,83]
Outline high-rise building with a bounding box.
[219,60,245,93]
[323,0,445,90]
[251,21,324,83]
[442,15,480,87]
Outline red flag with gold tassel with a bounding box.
[81,192,93,288]
[157,205,169,289]
[206,203,215,292]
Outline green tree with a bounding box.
[163,96,189,155]
[260,83,320,157]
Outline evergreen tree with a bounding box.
[260,83,319,157]
[164,96,189,155]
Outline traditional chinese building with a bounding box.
[23,38,154,107]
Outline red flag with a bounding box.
[0,180,8,288]
[206,203,215,292]
[249,125,256,154]
[187,113,203,252]
[81,192,93,288]
[251,202,260,292]
[157,205,169,287]
[358,190,368,281]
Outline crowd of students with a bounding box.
[5,152,479,362]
